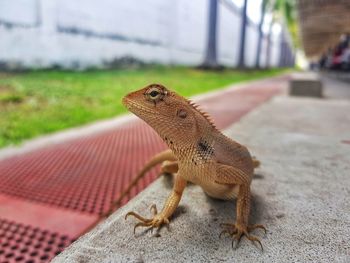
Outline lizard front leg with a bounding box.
[215,163,266,250]
[126,174,187,233]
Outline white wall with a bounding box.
[217,0,241,67]
[0,0,282,69]
[245,22,259,67]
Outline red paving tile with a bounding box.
[0,194,97,237]
[0,77,287,262]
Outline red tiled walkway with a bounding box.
[0,77,287,262]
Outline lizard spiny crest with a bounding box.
[187,99,217,130]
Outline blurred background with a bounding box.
[0,0,293,69]
[0,0,299,150]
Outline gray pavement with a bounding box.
[52,96,350,263]
[321,74,350,100]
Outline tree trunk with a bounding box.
[255,0,267,68]
[265,19,273,68]
[238,0,248,69]
[279,29,286,67]
[200,0,219,69]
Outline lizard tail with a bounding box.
[103,149,176,217]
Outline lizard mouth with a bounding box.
[122,98,155,116]
[122,96,131,107]
[122,95,174,119]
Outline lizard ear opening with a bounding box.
[177,109,187,119]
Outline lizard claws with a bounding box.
[248,224,267,235]
[219,222,238,238]
[219,229,234,239]
[125,205,170,234]
[134,222,151,234]
[220,222,265,251]
[125,211,150,222]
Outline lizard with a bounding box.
[122,83,266,249]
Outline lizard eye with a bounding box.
[145,86,166,102]
[149,90,160,98]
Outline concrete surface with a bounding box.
[52,96,350,263]
[321,74,350,100]
[323,71,350,84]
[289,72,323,98]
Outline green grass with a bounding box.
[0,66,287,148]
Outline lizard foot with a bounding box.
[125,204,170,234]
[219,222,266,250]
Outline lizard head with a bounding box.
[122,84,215,145]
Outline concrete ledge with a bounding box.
[53,96,350,263]
[289,72,323,98]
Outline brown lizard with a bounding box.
[122,83,266,249]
